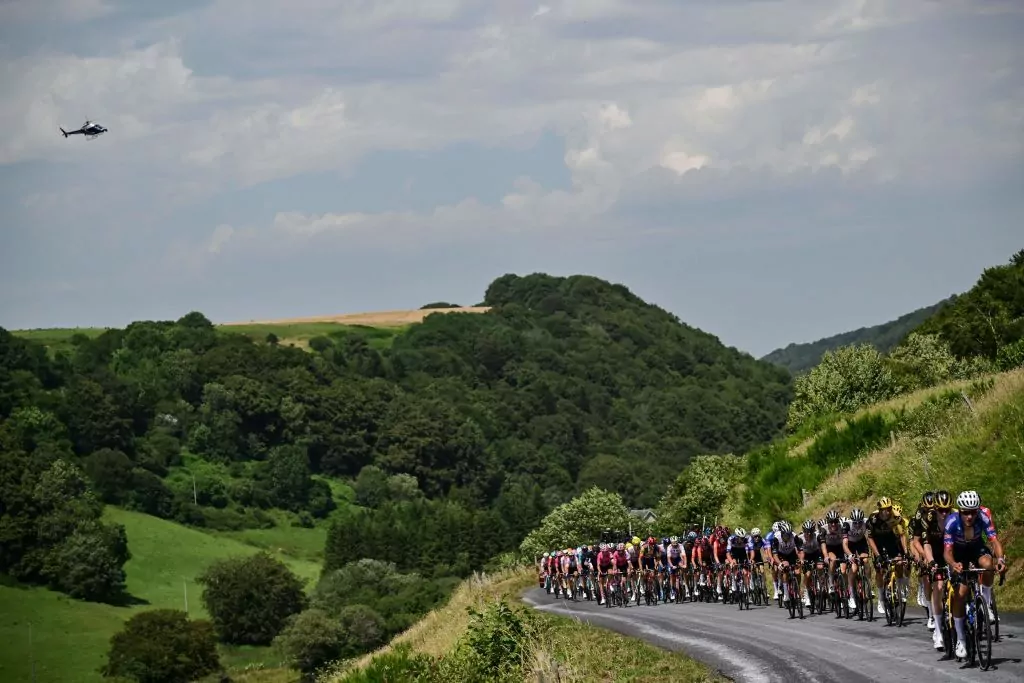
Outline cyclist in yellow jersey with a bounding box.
[866,496,909,613]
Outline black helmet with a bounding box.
[934,490,952,510]
[825,509,840,523]
[921,491,935,509]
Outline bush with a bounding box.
[197,551,308,645]
[100,609,220,683]
[519,487,639,556]
[656,454,743,531]
[274,608,346,675]
[332,643,437,682]
[787,344,900,430]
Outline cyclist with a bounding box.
[799,519,825,607]
[866,496,909,615]
[973,490,1007,611]
[708,528,729,598]
[665,536,686,601]
[595,543,614,605]
[611,542,630,601]
[726,527,750,594]
[909,491,934,608]
[842,507,871,610]
[943,490,1006,660]
[747,527,771,598]
[909,492,935,625]
[638,537,659,599]
[921,490,952,650]
[819,510,852,608]
[770,521,803,605]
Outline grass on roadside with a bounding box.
[324,568,721,683]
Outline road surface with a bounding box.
[523,588,1024,682]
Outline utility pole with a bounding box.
[183,580,188,616]
[29,622,36,683]
[191,471,197,506]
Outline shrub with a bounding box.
[274,608,346,675]
[100,609,220,683]
[196,551,308,645]
[519,487,638,556]
[787,344,900,430]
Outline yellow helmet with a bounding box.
[632,536,641,546]
[877,496,893,510]
[625,543,634,552]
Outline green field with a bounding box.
[0,508,324,683]
[221,322,404,350]
[10,322,404,353]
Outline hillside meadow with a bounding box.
[0,507,323,683]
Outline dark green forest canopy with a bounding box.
[911,250,1024,361]
[1,274,792,562]
[760,298,953,375]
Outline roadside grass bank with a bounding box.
[319,568,721,683]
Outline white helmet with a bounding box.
[734,527,747,538]
[956,490,980,511]
[751,527,761,537]
[771,521,782,533]
[543,552,549,558]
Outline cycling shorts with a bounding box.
[875,536,904,561]
[927,540,947,569]
[728,547,747,562]
[803,550,824,564]
[952,542,991,568]
[847,538,869,556]
[824,543,844,559]
[667,554,683,567]
[598,563,612,574]
[640,557,655,571]
[777,551,799,566]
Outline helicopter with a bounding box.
[60,120,108,139]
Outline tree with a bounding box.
[197,551,308,645]
[42,520,130,602]
[656,454,743,531]
[885,333,982,390]
[273,608,346,675]
[786,344,899,430]
[519,487,636,556]
[101,609,220,683]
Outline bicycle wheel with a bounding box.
[940,605,954,659]
[860,574,874,622]
[991,592,1000,641]
[974,596,993,670]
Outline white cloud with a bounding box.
[2,0,1023,344]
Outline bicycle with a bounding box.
[944,565,995,670]
[848,555,874,621]
[830,558,851,619]
[877,553,907,627]
[780,561,804,619]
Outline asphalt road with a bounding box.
[522,588,1024,682]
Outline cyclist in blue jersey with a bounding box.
[943,491,1006,660]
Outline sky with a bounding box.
[1,0,1022,357]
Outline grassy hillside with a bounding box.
[713,368,1024,609]
[761,298,951,374]
[0,508,323,683]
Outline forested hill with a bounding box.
[760,298,952,375]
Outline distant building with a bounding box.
[628,508,657,524]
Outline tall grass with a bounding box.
[797,369,1024,608]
